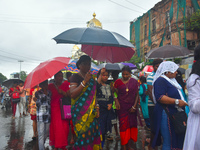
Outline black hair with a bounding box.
[152,59,163,67]
[97,68,109,79]
[54,71,62,78]
[194,43,200,61]
[122,66,132,73]
[140,76,146,83]
[66,72,72,79]
[76,55,91,69]
[175,70,185,92]
[189,60,200,86]
[39,80,48,87]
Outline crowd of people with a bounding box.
[2,43,200,150]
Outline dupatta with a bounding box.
[71,76,102,150]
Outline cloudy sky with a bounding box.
[0,0,160,78]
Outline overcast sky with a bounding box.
[0,0,161,78]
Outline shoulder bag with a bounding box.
[162,105,187,134]
[12,92,20,103]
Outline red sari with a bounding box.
[48,81,70,148]
[114,78,139,145]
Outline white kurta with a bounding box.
[183,74,200,150]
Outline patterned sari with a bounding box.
[71,76,102,150]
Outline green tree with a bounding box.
[20,71,28,81]
[0,73,7,84]
[185,10,200,31]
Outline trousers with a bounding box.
[37,122,50,150]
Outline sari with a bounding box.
[114,78,139,145]
[48,82,70,148]
[71,75,102,150]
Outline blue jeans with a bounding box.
[1,94,5,104]
[160,110,171,150]
[37,122,49,150]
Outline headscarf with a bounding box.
[152,61,185,104]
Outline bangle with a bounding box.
[81,82,85,87]
[82,80,86,86]
[132,106,136,110]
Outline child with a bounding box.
[97,68,114,148]
[34,80,51,150]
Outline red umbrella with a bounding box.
[24,57,70,89]
[142,65,154,73]
[81,45,135,63]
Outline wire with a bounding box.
[0,49,44,62]
[108,0,143,13]
[125,0,147,11]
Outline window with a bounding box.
[152,19,156,34]
[187,40,196,50]
[186,6,194,17]
[166,12,169,25]
[144,25,147,37]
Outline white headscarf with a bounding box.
[152,61,185,104]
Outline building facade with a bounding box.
[130,0,200,59]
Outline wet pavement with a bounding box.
[0,105,153,150]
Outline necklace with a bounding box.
[122,78,130,94]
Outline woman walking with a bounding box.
[114,66,139,150]
[70,55,101,150]
[152,61,188,150]
[48,71,70,150]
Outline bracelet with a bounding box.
[81,82,85,87]
[132,106,136,110]
[82,80,86,86]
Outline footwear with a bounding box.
[32,136,37,140]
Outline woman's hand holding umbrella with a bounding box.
[83,71,92,85]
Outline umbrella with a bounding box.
[53,27,135,63]
[64,59,99,74]
[98,63,124,71]
[121,63,137,69]
[81,45,135,63]
[2,78,24,89]
[145,45,191,59]
[142,65,154,73]
[24,57,70,89]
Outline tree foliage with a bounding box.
[20,71,28,81]
[185,10,200,31]
[0,73,7,84]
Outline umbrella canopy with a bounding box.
[24,57,70,89]
[142,65,154,73]
[98,63,124,71]
[53,27,135,63]
[145,45,191,59]
[53,27,134,47]
[64,59,99,74]
[81,45,135,63]
[121,63,137,69]
[2,78,24,89]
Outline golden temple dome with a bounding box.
[72,45,80,50]
[87,13,102,29]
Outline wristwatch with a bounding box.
[175,99,179,105]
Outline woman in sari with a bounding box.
[48,71,70,150]
[114,66,139,150]
[70,55,101,150]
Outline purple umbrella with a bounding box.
[121,63,137,69]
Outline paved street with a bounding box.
[0,105,152,150]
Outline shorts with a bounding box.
[31,114,36,120]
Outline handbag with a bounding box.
[60,96,71,120]
[12,92,20,103]
[162,105,187,134]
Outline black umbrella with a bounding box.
[98,63,124,71]
[2,78,24,89]
[145,45,191,59]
